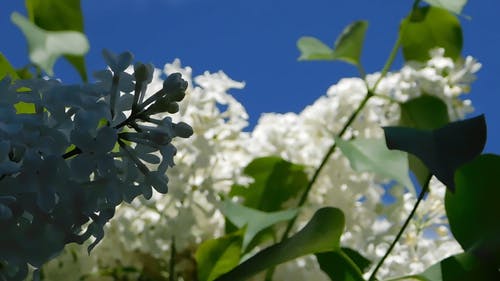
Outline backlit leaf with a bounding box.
[220,200,297,251]
[337,137,415,194]
[195,232,242,281]
[298,20,368,66]
[0,53,19,80]
[215,207,345,281]
[400,6,462,62]
[229,156,308,212]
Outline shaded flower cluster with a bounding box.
[0,50,192,280]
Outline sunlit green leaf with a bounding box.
[297,37,335,60]
[445,154,500,263]
[195,232,242,281]
[399,95,450,186]
[0,53,19,80]
[400,6,462,62]
[383,115,486,191]
[215,207,345,281]
[337,137,415,194]
[11,12,89,77]
[220,200,297,251]
[424,0,467,14]
[229,156,308,212]
[25,0,88,81]
[298,20,368,65]
[331,20,368,65]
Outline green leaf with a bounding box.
[331,20,368,65]
[336,137,415,194]
[383,115,486,191]
[400,252,500,281]
[215,207,345,281]
[195,232,243,281]
[229,156,308,212]
[341,248,371,273]
[298,20,368,65]
[445,154,500,264]
[25,0,88,81]
[315,249,366,281]
[400,6,462,62]
[220,200,297,251]
[297,37,335,60]
[399,95,450,186]
[0,53,19,80]
[424,0,467,14]
[11,12,89,77]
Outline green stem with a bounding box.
[371,34,401,93]
[368,174,432,281]
[280,90,374,241]
[371,0,420,93]
[169,236,176,281]
[263,91,373,281]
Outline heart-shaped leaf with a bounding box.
[215,207,345,281]
[445,154,500,263]
[400,6,462,62]
[336,137,415,194]
[230,156,308,212]
[383,115,486,191]
[11,12,89,77]
[220,200,297,251]
[298,20,368,66]
[297,37,335,60]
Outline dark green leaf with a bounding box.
[298,20,368,66]
[315,250,365,281]
[25,0,88,80]
[403,252,500,281]
[215,207,345,281]
[341,248,371,273]
[400,6,462,62]
[399,95,450,186]
[424,0,467,14]
[229,156,308,212]
[383,115,486,191]
[0,53,19,80]
[11,12,89,77]
[336,137,415,194]
[220,200,297,251]
[195,232,242,281]
[445,154,500,264]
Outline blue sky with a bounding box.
[1,0,498,153]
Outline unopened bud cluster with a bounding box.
[0,50,192,280]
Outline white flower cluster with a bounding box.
[39,49,480,281]
[0,50,193,281]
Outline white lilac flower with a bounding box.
[40,49,478,281]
